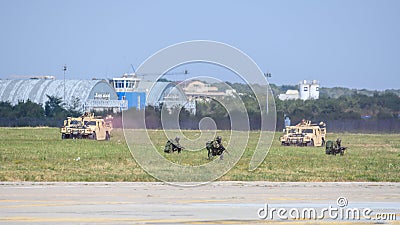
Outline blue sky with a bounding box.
[0,0,399,90]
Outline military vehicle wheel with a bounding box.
[105,132,110,141]
[62,134,66,139]
[308,139,314,147]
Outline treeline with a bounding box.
[0,95,81,127]
[119,101,234,130]
[267,83,400,99]
[118,91,400,132]
[0,87,399,132]
[275,93,400,132]
[221,82,400,129]
[276,92,400,127]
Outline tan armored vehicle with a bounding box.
[61,116,83,139]
[280,120,326,147]
[83,116,112,140]
[61,112,112,140]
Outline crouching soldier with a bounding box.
[335,138,347,156]
[206,136,227,160]
[326,138,347,156]
[164,136,184,153]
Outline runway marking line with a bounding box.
[177,199,227,203]
[2,217,398,224]
[0,201,134,208]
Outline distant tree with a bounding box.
[378,93,400,111]
[67,96,82,117]
[279,84,298,93]
[377,110,394,119]
[14,100,44,118]
[44,95,68,119]
[0,101,13,118]
[145,105,161,129]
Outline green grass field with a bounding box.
[0,127,399,182]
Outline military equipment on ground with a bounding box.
[206,136,226,160]
[61,112,112,140]
[280,120,326,147]
[325,138,347,156]
[164,137,184,153]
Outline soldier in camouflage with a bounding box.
[164,136,184,153]
[326,138,347,156]
[206,136,227,160]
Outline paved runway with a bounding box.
[0,182,399,224]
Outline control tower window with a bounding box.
[115,80,124,89]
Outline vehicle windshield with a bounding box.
[287,128,297,134]
[302,129,314,133]
[85,121,97,126]
[70,120,80,125]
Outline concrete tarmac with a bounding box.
[0,182,399,224]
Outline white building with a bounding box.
[278,90,300,100]
[278,80,320,101]
[309,80,320,99]
[182,80,226,100]
[299,80,319,100]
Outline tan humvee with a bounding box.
[280,120,326,147]
[61,112,112,140]
[83,117,111,140]
[60,116,83,139]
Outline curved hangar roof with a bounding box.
[0,79,118,107]
[136,81,188,107]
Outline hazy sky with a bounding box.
[0,0,399,90]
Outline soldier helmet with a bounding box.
[215,136,222,142]
[336,138,341,144]
[175,136,180,142]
